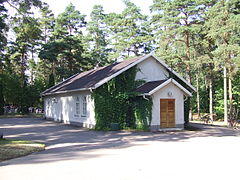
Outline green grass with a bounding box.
[0,139,45,162]
[0,113,43,118]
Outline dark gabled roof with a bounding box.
[136,78,192,96]
[41,53,196,96]
[42,56,143,96]
[136,80,168,94]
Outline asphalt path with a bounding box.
[1,118,240,180]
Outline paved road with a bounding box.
[0,118,240,180]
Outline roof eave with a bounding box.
[171,79,192,97]
[41,53,195,96]
[151,54,196,92]
[137,78,192,97]
[41,73,80,95]
[41,87,93,97]
[93,54,153,89]
[148,79,172,95]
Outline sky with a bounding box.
[42,0,152,18]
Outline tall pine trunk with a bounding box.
[185,31,192,122]
[0,61,4,115]
[209,71,213,122]
[30,46,34,84]
[228,73,233,126]
[0,78,4,115]
[223,65,228,124]
[196,73,200,119]
[21,52,25,88]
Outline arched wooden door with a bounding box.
[160,99,175,128]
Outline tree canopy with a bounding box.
[0,0,239,126]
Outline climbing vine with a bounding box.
[92,66,152,130]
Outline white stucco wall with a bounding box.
[44,91,95,128]
[151,83,185,128]
[43,56,187,130]
[136,57,169,82]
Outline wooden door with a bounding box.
[160,99,175,128]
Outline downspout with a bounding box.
[89,88,93,93]
[143,95,149,101]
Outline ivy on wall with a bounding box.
[134,96,152,130]
[92,66,152,130]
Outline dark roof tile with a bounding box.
[135,80,168,94]
[42,56,143,95]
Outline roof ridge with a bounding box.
[41,54,195,96]
[41,73,79,96]
[41,55,144,96]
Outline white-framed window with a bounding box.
[82,96,87,117]
[75,97,80,115]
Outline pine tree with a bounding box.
[53,3,86,37]
[39,3,90,82]
[0,0,8,115]
[151,0,207,83]
[205,0,240,125]
[151,0,209,122]
[87,5,109,67]
[47,73,55,88]
[6,0,42,112]
[11,16,42,87]
[190,1,218,121]
[0,75,4,114]
[105,0,152,59]
[39,2,55,44]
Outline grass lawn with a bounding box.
[0,113,43,119]
[0,139,45,162]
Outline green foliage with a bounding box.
[93,66,152,130]
[0,0,8,54]
[39,2,55,43]
[0,0,239,122]
[1,72,21,105]
[86,5,110,67]
[47,73,55,89]
[54,3,86,37]
[39,3,91,81]
[134,96,152,130]
[0,76,4,115]
[105,0,153,59]
[151,0,205,81]
[184,98,190,124]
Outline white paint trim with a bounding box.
[42,53,195,96]
[93,54,153,89]
[42,88,91,97]
[41,73,80,96]
[148,79,171,95]
[93,53,195,92]
[171,79,192,97]
[146,78,192,97]
[151,54,196,92]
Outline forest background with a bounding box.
[0,0,239,124]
